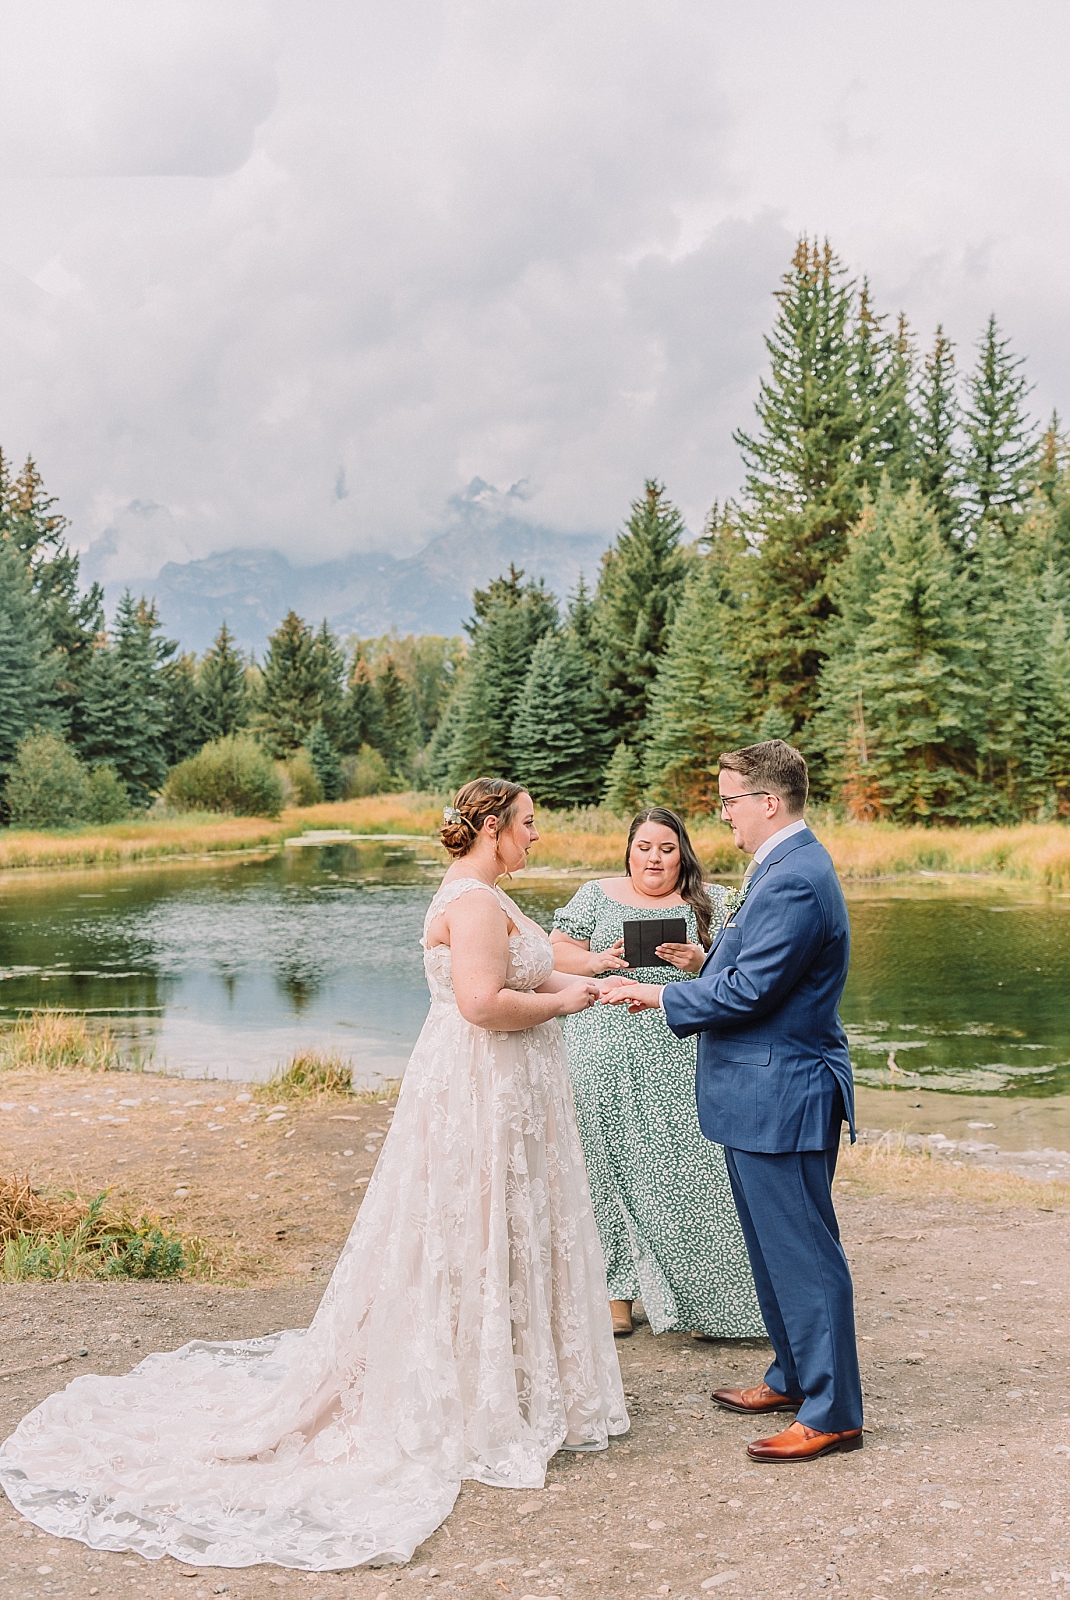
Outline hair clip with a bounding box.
[443,807,463,824]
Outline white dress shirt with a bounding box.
[751,815,808,866]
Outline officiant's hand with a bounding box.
[601,979,665,1013]
[587,937,629,975]
[655,941,705,974]
[550,933,629,977]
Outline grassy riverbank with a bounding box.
[2,793,1069,886]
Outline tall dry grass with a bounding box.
[527,813,1070,885]
[0,1011,126,1073]
[835,1133,1070,1209]
[2,790,1068,886]
[257,1050,399,1104]
[260,1049,355,1100]
[0,812,293,872]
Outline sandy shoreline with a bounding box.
[0,1089,1068,1598]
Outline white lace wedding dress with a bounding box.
[0,879,628,1571]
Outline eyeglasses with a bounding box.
[719,791,771,812]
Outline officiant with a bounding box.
[551,807,763,1341]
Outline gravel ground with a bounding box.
[1,1197,1069,1598]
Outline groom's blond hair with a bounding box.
[718,740,808,815]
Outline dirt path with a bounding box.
[1,1074,1069,1598]
[0,1070,396,1282]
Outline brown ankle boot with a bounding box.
[610,1300,633,1337]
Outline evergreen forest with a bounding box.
[3,237,1070,828]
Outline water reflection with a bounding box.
[514,878,1070,1099]
[0,845,439,1084]
[1,853,1068,1095]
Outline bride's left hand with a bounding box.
[655,941,705,974]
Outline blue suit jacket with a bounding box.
[662,827,854,1154]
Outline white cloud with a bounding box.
[0,0,1067,582]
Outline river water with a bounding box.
[1,842,1068,1106]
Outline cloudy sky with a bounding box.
[1,0,1068,582]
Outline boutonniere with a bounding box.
[718,879,752,932]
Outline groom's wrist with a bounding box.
[656,986,666,1008]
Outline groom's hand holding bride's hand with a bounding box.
[600,979,665,1013]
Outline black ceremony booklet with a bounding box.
[622,917,688,969]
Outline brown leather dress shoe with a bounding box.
[711,1382,804,1415]
[746,1420,863,1462]
[610,1300,633,1337]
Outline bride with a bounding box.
[0,778,628,1571]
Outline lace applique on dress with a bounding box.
[0,876,627,1572]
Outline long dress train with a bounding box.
[0,878,628,1571]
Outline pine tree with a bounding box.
[160,653,207,767]
[336,654,385,755]
[967,526,1061,818]
[734,239,864,725]
[425,678,464,790]
[1038,569,1070,813]
[312,619,346,744]
[511,631,609,809]
[106,592,172,799]
[851,291,916,492]
[352,632,466,745]
[2,454,68,558]
[565,573,598,668]
[305,721,344,800]
[915,327,962,543]
[642,555,750,815]
[0,537,61,805]
[255,611,325,756]
[961,315,1039,539]
[438,567,558,786]
[76,643,164,808]
[0,451,103,724]
[590,480,691,744]
[376,655,421,776]
[816,485,986,822]
[601,741,645,815]
[199,622,249,739]
[1037,412,1068,506]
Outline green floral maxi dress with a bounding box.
[554,879,765,1339]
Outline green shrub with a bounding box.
[107,1222,187,1279]
[6,731,91,828]
[343,743,393,798]
[280,748,322,806]
[0,1189,190,1281]
[164,735,284,818]
[86,763,129,823]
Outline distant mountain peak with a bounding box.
[91,516,613,655]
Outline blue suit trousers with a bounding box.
[723,1139,863,1434]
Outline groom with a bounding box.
[602,739,862,1461]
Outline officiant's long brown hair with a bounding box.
[624,807,714,948]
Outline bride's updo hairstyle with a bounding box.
[440,778,526,859]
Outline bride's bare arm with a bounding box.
[443,894,600,1029]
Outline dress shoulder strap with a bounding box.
[423,877,503,929]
